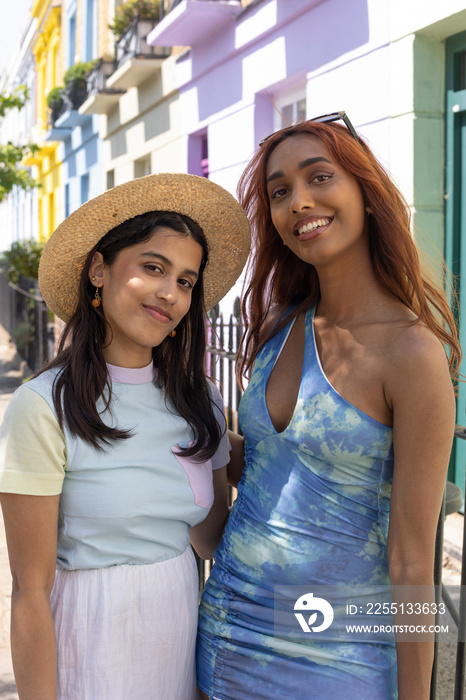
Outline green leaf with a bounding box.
[0,85,30,117]
[109,0,160,38]
[0,86,40,202]
[0,239,45,284]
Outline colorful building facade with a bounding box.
[45,0,111,221]
[148,0,466,484]
[1,0,466,482]
[30,0,64,241]
[0,11,39,249]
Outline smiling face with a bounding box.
[265,134,367,270]
[89,227,204,367]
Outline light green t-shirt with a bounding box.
[0,363,229,570]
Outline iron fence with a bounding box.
[0,272,53,372]
[194,298,243,589]
[85,58,118,98]
[115,15,171,70]
[435,425,466,700]
[206,297,243,432]
[159,0,184,21]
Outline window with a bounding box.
[107,170,115,190]
[81,174,89,204]
[187,132,208,178]
[273,84,306,131]
[454,50,466,91]
[48,192,55,235]
[68,13,76,68]
[65,183,70,218]
[134,156,151,179]
[85,0,98,61]
[200,135,208,178]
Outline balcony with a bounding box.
[106,17,171,90]
[159,0,184,19]
[54,81,89,128]
[79,58,126,116]
[44,99,71,141]
[147,0,241,47]
[43,120,71,142]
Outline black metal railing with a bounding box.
[115,15,171,71]
[442,425,466,700]
[0,272,53,372]
[48,81,88,128]
[63,81,88,112]
[206,297,243,432]
[194,298,243,587]
[49,100,67,127]
[159,0,184,22]
[85,58,119,99]
[159,0,223,21]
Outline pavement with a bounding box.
[0,325,25,699]
[0,325,463,698]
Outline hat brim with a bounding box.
[38,173,251,321]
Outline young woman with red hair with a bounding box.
[197,115,461,700]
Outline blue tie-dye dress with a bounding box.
[197,305,397,699]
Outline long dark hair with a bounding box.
[237,121,461,382]
[36,211,224,460]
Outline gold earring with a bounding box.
[365,207,374,216]
[92,287,102,308]
[168,329,176,338]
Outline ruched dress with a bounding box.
[197,305,397,699]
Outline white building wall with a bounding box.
[104,55,183,187]
[0,14,39,252]
[163,0,466,311]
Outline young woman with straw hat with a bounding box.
[197,115,461,699]
[0,173,250,700]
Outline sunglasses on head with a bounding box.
[259,110,360,147]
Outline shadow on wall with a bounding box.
[109,129,128,160]
[85,136,99,170]
[185,0,369,123]
[144,96,174,142]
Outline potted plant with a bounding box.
[109,0,161,39]
[46,86,65,124]
[63,60,98,109]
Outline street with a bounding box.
[0,325,23,699]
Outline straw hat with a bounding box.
[39,173,251,321]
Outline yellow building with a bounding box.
[29,0,63,242]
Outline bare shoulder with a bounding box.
[383,317,453,408]
[387,319,449,374]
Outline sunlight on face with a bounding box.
[92,227,204,367]
[266,134,367,270]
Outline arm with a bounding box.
[385,328,455,700]
[190,466,228,559]
[227,430,245,488]
[1,493,60,700]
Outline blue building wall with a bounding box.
[57,0,103,214]
[60,114,102,215]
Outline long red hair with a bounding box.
[237,120,461,382]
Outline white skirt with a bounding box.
[50,546,201,700]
